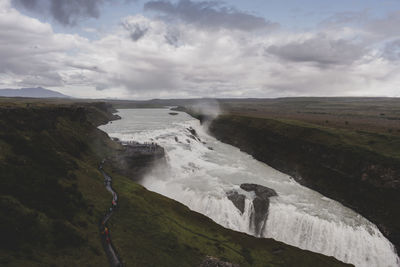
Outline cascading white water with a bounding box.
[100,108,400,267]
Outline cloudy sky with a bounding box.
[1,0,400,99]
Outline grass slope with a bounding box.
[0,101,115,266]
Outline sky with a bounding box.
[1,0,400,99]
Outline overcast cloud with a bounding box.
[266,34,366,67]
[1,0,399,98]
[12,0,107,25]
[144,0,279,31]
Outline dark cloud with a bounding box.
[266,34,366,66]
[13,0,138,26]
[144,0,279,31]
[13,0,41,9]
[50,0,103,25]
[66,62,104,73]
[164,29,181,46]
[164,33,179,46]
[13,0,104,25]
[383,39,400,61]
[122,21,149,41]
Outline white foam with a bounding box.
[100,109,400,267]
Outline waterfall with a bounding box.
[264,202,399,267]
[100,109,400,267]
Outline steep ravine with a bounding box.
[206,114,400,255]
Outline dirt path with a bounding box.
[99,160,123,267]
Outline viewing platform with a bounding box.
[120,141,165,156]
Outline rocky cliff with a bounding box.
[227,184,277,236]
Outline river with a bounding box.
[99,108,400,267]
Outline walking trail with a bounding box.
[99,160,123,267]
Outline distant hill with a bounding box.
[0,87,71,98]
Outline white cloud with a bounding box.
[0,0,89,88]
[1,0,400,98]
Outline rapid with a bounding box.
[99,109,400,267]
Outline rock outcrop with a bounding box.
[200,256,239,267]
[108,142,165,181]
[240,183,277,199]
[187,127,201,142]
[227,183,277,236]
[241,184,277,236]
[226,191,246,214]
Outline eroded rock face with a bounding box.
[187,127,201,142]
[187,127,198,137]
[227,184,277,236]
[200,256,239,267]
[240,183,277,199]
[251,196,270,236]
[241,184,277,236]
[108,143,165,181]
[226,191,246,214]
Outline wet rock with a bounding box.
[226,191,246,214]
[200,256,239,267]
[187,127,198,137]
[187,127,201,142]
[108,143,165,181]
[240,183,277,199]
[188,162,199,170]
[240,183,277,236]
[189,134,197,141]
[251,197,269,236]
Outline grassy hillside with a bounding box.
[0,101,117,266]
[0,99,349,266]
